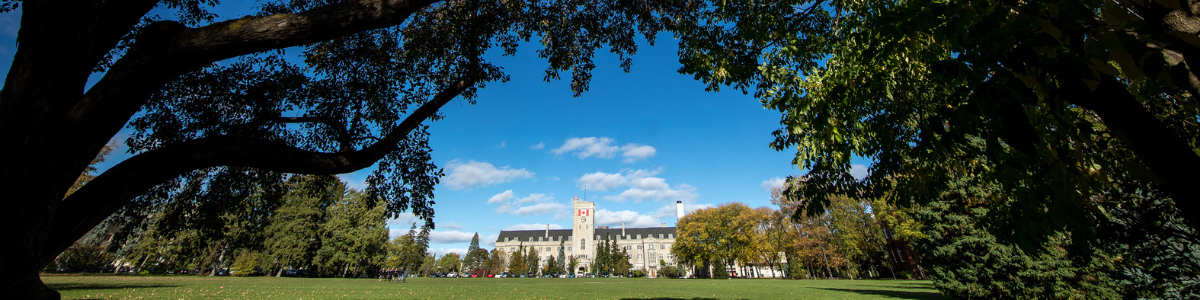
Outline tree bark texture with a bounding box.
[0,0,458,298]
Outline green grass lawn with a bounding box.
[41,274,948,300]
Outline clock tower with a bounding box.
[571,196,595,271]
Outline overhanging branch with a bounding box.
[42,78,474,265]
[66,0,444,175]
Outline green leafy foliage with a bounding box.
[675,0,1200,253]
[55,245,116,273]
[314,189,389,277]
[232,251,263,277]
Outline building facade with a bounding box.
[494,196,680,276]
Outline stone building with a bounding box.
[494,196,681,277]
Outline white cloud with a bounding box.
[504,223,564,230]
[607,178,698,203]
[429,248,469,258]
[577,172,628,191]
[511,202,567,216]
[487,191,565,216]
[514,193,551,205]
[488,190,515,204]
[530,142,545,150]
[620,144,656,163]
[761,177,786,192]
[575,168,661,192]
[849,164,869,180]
[595,209,662,228]
[441,221,467,230]
[429,230,476,244]
[442,160,534,190]
[552,137,617,159]
[388,213,420,227]
[483,234,500,248]
[387,213,423,238]
[496,140,507,148]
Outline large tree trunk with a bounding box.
[0,273,59,300]
[0,0,463,297]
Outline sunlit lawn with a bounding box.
[42,274,948,300]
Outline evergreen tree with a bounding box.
[914,194,1119,299]
[596,233,610,275]
[556,239,566,273]
[464,233,484,274]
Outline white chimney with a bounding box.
[621,222,626,236]
[661,223,666,228]
[545,224,550,238]
[676,201,684,219]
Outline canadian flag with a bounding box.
[578,209,589,216]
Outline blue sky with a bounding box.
[0,6,872,257]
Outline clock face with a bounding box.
[581,216,587,222]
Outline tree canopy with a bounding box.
[0,0,701,298]
[674,0,1200,250]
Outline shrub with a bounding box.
[631,269,647,278]
[658,266,682,279]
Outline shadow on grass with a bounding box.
[47,283,178,291]
[619,298,724,300]
[813,288,948,300]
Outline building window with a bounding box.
[668,234,673,238]
[547,247,552,252]
[510,247,515,252]
[660,245,665,249]
[637,245,642,250]
[637,234,641,239]
[581,239,586,248]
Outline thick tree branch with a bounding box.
[63,0,443,186]
[1073,75,1200,231]
[40,78,474,267]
